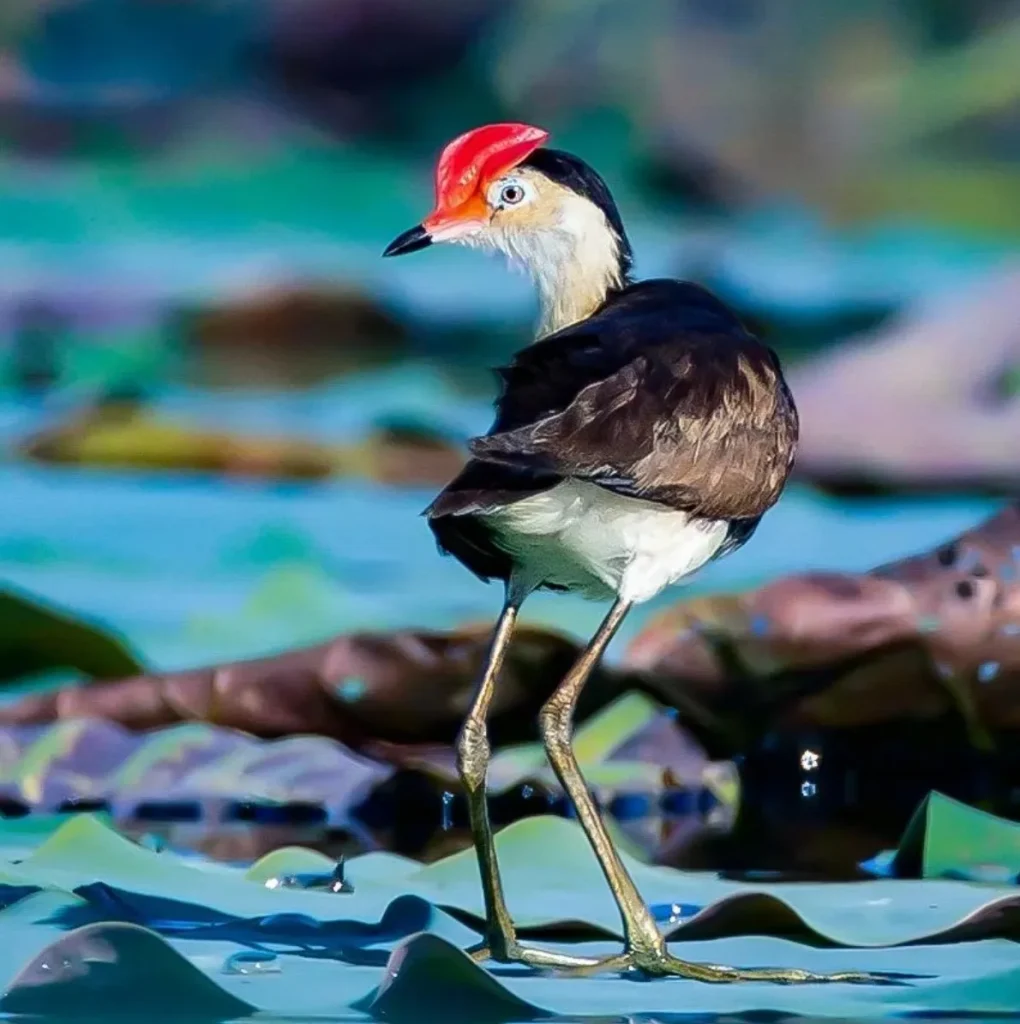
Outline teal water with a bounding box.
[0,368,999,673]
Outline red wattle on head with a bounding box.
[432,123,549,216]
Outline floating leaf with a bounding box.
[356,932,549,1023]
[0,922,254,1019]
[244,846,336,884]
[0,801,1017,1016]
[890,791,1020,881]
[490,692,660,780]
[0,588,143,685]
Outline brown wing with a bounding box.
[469,289,798,521]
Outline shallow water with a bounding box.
[0,369,998,674]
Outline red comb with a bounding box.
[433,123,549,214]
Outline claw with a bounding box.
[473,943,908,985]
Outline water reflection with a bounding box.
[114,718,1020,886]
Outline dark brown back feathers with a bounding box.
[426,279,798,582]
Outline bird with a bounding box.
[383,123,879,985]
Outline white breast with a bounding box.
[481,479,729,604]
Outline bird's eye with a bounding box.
[486,176,533,211]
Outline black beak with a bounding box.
[383,224,432,257]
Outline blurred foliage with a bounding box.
[0,588,143,685]
[486,0,1020,232]
[0,0,1015,236]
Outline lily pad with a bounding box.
[358,932,1020,1021]
[0,921,254,1020]
[0,587,143,685]
[870,790,1020,882]
[14,811,1020,952]
[1,803,1020,1018]
[489,692,660,779]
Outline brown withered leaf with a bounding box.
[0,623,621,751]
[625,502,1020,754]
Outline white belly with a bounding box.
[481,479,729,604]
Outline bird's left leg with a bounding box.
[531,597,886,984]
[460,588,599,971]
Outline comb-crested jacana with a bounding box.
[384,124,877,984]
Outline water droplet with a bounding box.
[222,951,281,976]
[800,781,817,799]
[521,784,534,799]
[978,661,1000,684]
[917,615,940,634]
[650,901,701,924]
[749,613,770,637]
[800,749,820,772]
[441,791,454,831]
[330,857,354,894]
[1000,623,1020,637]
[335,677,367,703]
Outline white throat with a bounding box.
[498,192,627,337]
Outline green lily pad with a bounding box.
[104,723,232,789]
[0,810,109,849]
[356,932,551,1023]
[0,587,144,686]
[490,693,660,779]
[892,791,1020,881]
[357,932,1020,1021]
[0,921,254,1020]
[244,845,336,884]
[2,800,1020,1017]
[12,810,1020,951]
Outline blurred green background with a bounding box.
[0,0,1016,681]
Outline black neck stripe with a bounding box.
[519,148,634,284]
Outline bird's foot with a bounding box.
[467,938,601,970]
[559,945,897,984]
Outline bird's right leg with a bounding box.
[457,592,519,960]
[461,588,601,971]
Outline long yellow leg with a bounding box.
[459,592,599,970]
[535,598,884,983]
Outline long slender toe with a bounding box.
[555,946,897,984]
[657,955,895,985]
[514,945,603,970]
[471,940,602,971]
